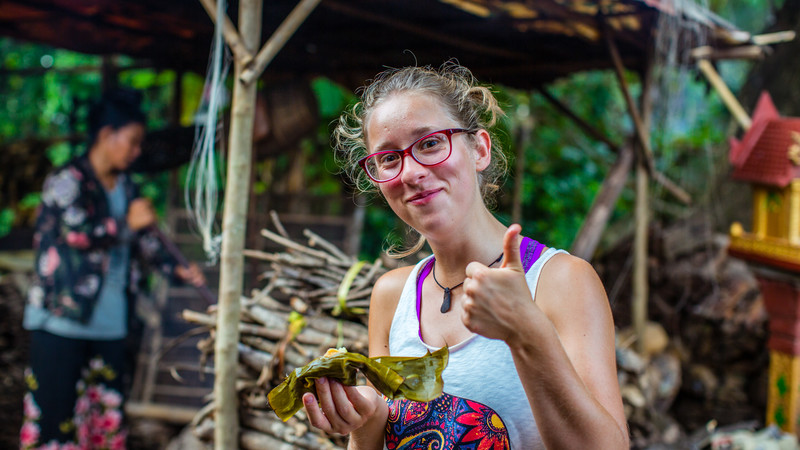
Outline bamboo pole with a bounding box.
[632,57,654,355]
[570,141,634,260]
[604,32,655,175]
[240,0,323,84]
[214,0,262,447]
[512,98,534,225]
[696,59,752,130]
[198,0,254,65]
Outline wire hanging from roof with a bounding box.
[185,0,231,264]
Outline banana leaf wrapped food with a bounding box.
[268,346,449,421]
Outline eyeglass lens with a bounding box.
[365,131,452,182]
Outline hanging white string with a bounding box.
[185,0,231,264]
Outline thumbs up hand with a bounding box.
[462,224,537,342]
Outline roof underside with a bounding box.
[0,0,749,89]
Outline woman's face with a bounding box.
[364,92,491,236]
[101,122,145,172]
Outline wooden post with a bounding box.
[571,142,634,260]
[214,0,262,448]
[632,57,654,354]
[512,98,534,225]
[240,0,323,84]
[696,59,752,130]
[632,160,649,354]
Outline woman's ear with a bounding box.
[473,129,492,172]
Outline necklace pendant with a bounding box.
[440,287,452,313]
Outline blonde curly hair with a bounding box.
[333,62,508,256]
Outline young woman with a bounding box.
[302,63,628,449]
[20,88,205,449]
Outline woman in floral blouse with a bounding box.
[20,88,205,449]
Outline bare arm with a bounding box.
[304,267,411,450]
[463,225,628,449]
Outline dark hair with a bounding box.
[87,87,146,147]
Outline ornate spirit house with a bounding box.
[728,91,800,433]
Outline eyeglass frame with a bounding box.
[358,128,474,183]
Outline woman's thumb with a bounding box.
[501,224,523,270]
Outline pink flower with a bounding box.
[38,441,59,450]
[75,396,91,415]
[102,390,122,409]
[77,422,91,443]
[23,393,41,420]
[61,443,82,450]
[100,410,122,432]
[66,231,91,249]
[19,421,40,447]
[87,386,102,403]
[105,218,117,236]
[39,247,61,277]
[90,432,107,448]
[110,432,127,450]
[89,411,103,429]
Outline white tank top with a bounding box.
[387,247,566,449]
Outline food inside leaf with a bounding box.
[268,346,449,421]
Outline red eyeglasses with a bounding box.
[359,128,471,183]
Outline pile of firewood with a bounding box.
[598,215,769,448]
[184,217,386,449]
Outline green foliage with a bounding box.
[0,209,14,237]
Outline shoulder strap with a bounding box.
[519,236,546,273]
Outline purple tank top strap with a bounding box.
[519,236,545,272]
[416,258,435,326]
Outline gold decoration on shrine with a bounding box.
[788,131,800,166]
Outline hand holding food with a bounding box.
[268,346,448,421]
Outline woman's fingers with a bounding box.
[345,385,381,418]
[305,378,368,434]
[303,379,384,436]
[303,392,332,431]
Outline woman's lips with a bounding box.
[407,189,442,205]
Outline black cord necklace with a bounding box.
[433,252,504,313]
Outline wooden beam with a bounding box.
[604,30,655,175]
[632,53,655,356]
[214,0,262,447]
[198,0,253,65]
[690,45,765,61]
[512,99,534,225]
[570,141,634,260]
[751,30,796,45]
[125,402,199,424]
[240,0,322,84]
[696,59,752,130]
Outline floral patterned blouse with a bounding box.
[27,155,178,324]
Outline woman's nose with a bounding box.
[399,153,428,182]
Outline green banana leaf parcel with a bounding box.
[268,346,449,421]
